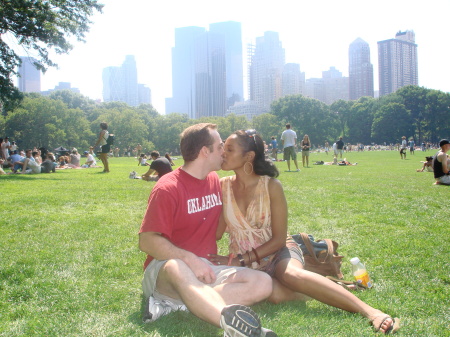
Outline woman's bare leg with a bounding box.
[274,258,396,333]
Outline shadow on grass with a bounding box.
[0,174,69,181]
[127,296,220,336]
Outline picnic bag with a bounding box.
[291,232,344,279]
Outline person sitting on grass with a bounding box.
[57,155,69,169]
[40,153,56,173]
[20,150,43,174]
[165,152,175,166]
[432,139,450,185]
[68,148,81,168]
[82,151,97,168]
[416,156,433,172]
[138,123,277,337]
[138,153,150,166]
[209,129,400,335]
[141,151,173,181]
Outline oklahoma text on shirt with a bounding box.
[187,192,222,214]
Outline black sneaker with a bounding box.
[221,304,278,337]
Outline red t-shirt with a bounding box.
[139,168,222,270]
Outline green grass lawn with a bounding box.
[1,150,448,336]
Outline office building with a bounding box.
[322,67,349,104]
[166,26,205,118]
[226,100,268,121]
[41,82,80,96]
[282,63,305,97]
[102,55,150,106]
[210,21,244,106]
[349,38,374,100]
[167,22,242,118]
[18,56,41,93]
[194,30,227,118]
[378,30,418,96]
[248,31,285,110]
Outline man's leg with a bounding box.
[155,259,272,327]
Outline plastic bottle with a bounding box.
[350,257,373,288]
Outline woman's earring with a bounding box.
[244,161,254,175]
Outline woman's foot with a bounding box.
[369,313,400,334]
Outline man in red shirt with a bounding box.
[139,123,277,337]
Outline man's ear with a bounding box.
[200,145,210,158]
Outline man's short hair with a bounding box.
[180,123,217,162]
[150,151,160,158]
[285,123,291,129]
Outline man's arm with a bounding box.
[139,232,216,284]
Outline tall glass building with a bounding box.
[349,38,374,100]
[166,21,243,118]
[248,31,285,110]
[103,55,150,106]
[18,57,41,93]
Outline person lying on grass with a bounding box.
[208,129,400,335]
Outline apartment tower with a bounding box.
[377,30,418,96]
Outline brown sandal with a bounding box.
[370,314,401,334]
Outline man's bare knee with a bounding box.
[243,270,273,301]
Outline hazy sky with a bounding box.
[23,0,450,113]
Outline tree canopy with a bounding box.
[0,86,448,153]
[0,0,103,107]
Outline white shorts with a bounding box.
[437,175,450,185]
[142,257,246,305]
[26,160,41,174]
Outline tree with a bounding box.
[330,99,354,138]
[271,95,339,145]
[424,90,450,143]
[4,96,93,149]
[346,97,377,144]
[0,0,103,107]
[371,103,413,144]
[252,113,283,143]
[92,107,150,152]
[395,86,428,142]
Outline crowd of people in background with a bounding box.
[2,130,446,186]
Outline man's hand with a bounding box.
[185,254,216,284]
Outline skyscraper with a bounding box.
[102,55,150,106]
[249,31,285,110]
[194,30,227,118]
[209,21,244,106]
[122,55,139,107]
[166,22,241,118]
[349,38,374,100]
[18,56,41,93]
[282,63,305,97]
[378,30,418,96]
[322,67,349,104]
[166,26,206,118]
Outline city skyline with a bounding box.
[22,0,449,113]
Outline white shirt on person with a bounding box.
[281,129,297,148]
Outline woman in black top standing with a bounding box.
[94,122,110,173]
[301,134,311,168]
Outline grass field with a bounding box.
[1,150,448,337]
